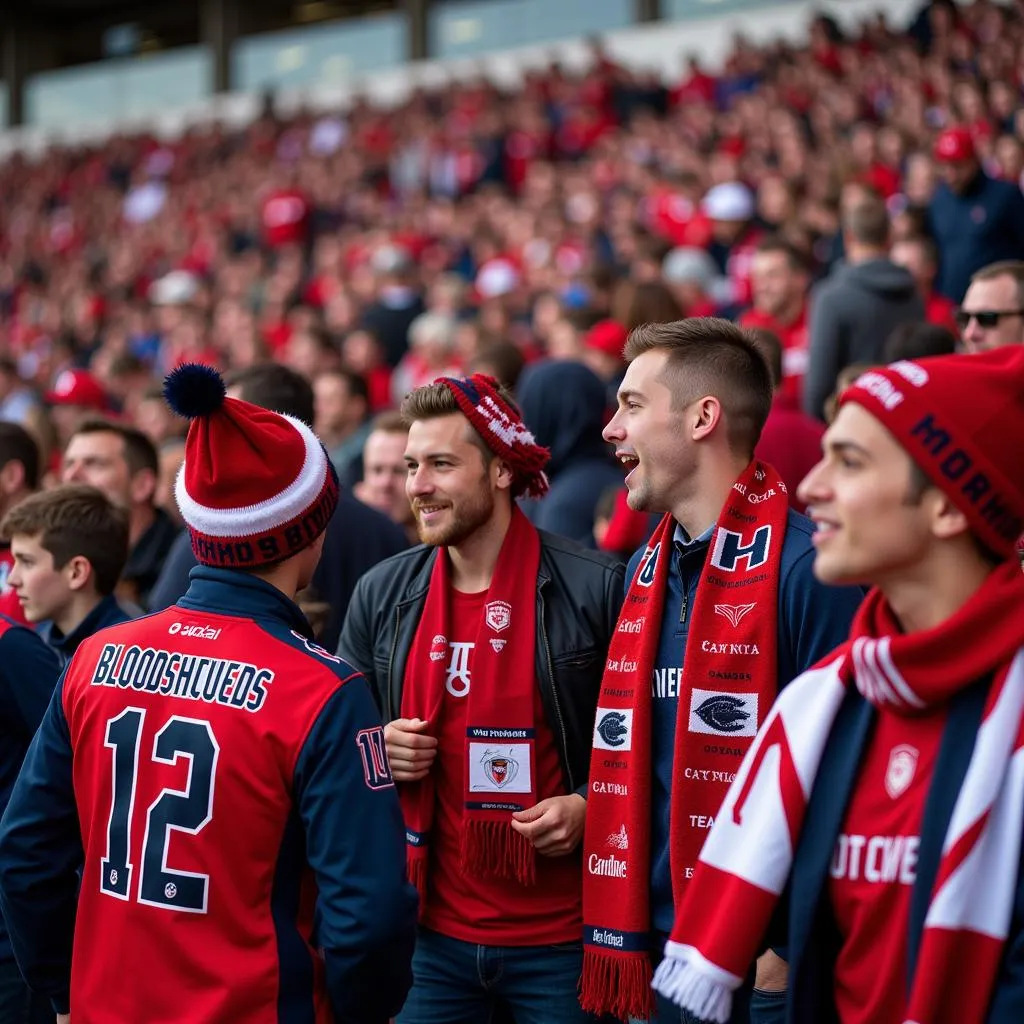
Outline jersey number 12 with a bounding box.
[100,707,219,913]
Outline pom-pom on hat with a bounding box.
[164,363,338,569]
[840,347,1024,558]
[436,373,551,499]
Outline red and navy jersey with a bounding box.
[0,568,417,1023]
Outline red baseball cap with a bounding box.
[584,320,629,361]
[44,369,109,411]
[933,127,976,163]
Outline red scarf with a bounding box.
[401,507,540,910]
[654,559,1024,1024]
[580,460,789,1021]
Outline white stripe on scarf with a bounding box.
[653,648,1024,1023]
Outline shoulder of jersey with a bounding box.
[254,620,363,686]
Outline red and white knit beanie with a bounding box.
[164,363,338,569]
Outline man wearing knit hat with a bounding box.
[338,374,624,1023]
[653,347,1024,1024]
[0,364,417,1023]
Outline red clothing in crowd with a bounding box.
[420,590,582,946]
[754,395,825,514]
[829,707,947,1024]
[739,305,810,409]
[0,546,29,626]
[261,189,310,249]
[924,291,959,336]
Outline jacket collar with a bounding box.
[178,566,313,638]
[401,534,553,605]
[40,593,126,658]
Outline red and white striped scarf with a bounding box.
[654,558,1024,1024]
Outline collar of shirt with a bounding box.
[673,520,715,552]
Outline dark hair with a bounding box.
[745,327,784,389]
[0,422,40,491]
[325,368,370,405]
[0,484,129,595]
[883,322,957,362]
[71,419,159,478]
[624,318,774,456]
[595,485,621,523]
[224,364,315,425]
[470,341,527,391]
[614,281,685,331]
[843,197,890,248]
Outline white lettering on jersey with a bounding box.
[830,833,919,885]
[445,641,474,698]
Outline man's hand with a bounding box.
[754,949,788,992]
[383,719,437,782]
[510,794,586,856]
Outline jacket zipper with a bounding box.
[679,589,688,625]
[538,581,573,792]
[386,605,402,721]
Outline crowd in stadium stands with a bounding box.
[2,0,1024,1017]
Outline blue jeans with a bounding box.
[397,927,600,1024]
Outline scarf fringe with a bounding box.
[652,953,732,1024]
[460,819,536,885]
[580,948,655,1021]
[406,848,429,916]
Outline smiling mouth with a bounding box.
[415,504,448,516]
[617,452,639,479]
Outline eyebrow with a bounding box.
[824,438,873,459]
[404,451,460,463]
[617,389,644,404]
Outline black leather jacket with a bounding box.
[337,531,625,794]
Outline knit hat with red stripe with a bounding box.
[840,347,1024,557]
[163,363,338,569]
[436,373,551,498]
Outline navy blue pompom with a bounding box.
[163,363,227,419]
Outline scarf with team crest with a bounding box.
[580,460,789,1021]
[652,557,1024,1024]
[401,506,541,912]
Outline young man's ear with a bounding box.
[63,554,95,593]
[928,491,972,542]
[492,457,515,492]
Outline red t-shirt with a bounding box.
[421,589,582,945]
[0,546,29,626]
[925,292,959,337]
[830,706,948,1024]
[739,305,809,408]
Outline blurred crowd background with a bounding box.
[0,0,1022,646]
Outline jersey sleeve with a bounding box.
[0,675,81,1015]
[293,673,417,1023]
[0,626,62,740]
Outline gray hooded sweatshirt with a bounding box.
[804,258,925,420]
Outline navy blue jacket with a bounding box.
[0,616,61,968]
[517,359,623,547]
[148,490,408,652]
[37,593,133,669]
[928,173,1024,302]
[787,675,1024,1023]
[626,511,863,937]
[0,569,417,1020]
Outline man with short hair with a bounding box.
[928,126,1024,302]
[0,363,417,1023]
[889,234,959,336]
[0,424,40,626]
[355,411,417,543]
[653,346,1024,1024]
[2,485,132,667]
[739,238,811,409]
[61,420,180,609]
[313,368,371,484]
[957,260,1024,353]
[147,364,408,652]
[339,374,624,1023]
[804,196,924,420]
[581,318,862,1024]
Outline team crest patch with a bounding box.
[885,744,918,799]
[485,601,512,633]
[468,742,532,793]
[688,688,758,737]
[429,634,448,662]
[593,707,633,751]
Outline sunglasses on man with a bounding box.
[954,308,1024,330]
